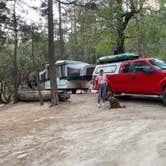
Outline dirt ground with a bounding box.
[0,93,166,166]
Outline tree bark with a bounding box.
[13,0,18,103]
[114,0,138,54]
[48,0,59,105]
[31,26,44,106]
[58,1,65,59]
[116,30,125,54]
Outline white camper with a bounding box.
[39,60,95,93]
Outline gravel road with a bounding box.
[0,93,166,166]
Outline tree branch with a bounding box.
[54,0,78,5]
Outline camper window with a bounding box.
[67,67,80,77]
[46,65,57,79]
[61,65,65,77]
[56,66,61,78]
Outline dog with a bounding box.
[107,91,126,109]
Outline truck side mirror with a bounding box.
[142,67,154,74]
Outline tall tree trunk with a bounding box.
[58,2,65,59]
[13,0,18,103]
[116,30,125,54]
[137,35,142,55]
[72,5,78,59]
[114,0,125,54]
[114,0,137,54]
[48,0,59,105]
[73,5,77,37]
[31,26,44,106]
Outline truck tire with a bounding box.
[162,89,166,106]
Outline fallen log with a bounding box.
[18,90,70,102]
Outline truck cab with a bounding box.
[93,58,166,105]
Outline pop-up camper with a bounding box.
[39,60,95,93]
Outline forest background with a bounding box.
[0,0,165,92]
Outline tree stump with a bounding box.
[0,81,11,104]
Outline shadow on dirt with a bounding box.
[116,95,164,107]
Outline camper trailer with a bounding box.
[39,60,95,93]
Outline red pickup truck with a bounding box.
[92,58,166,106]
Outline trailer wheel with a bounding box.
[71,90,76,94]
[162,89,166,106]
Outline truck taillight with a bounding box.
[92,75,98,90]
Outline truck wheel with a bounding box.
[162,89,166,106]
[114,92,122,96]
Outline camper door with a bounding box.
[56,64,67,89]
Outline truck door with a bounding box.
[120,61,159,94]
[130,61,160,94]
[120,62,136,93]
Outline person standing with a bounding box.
[95,69,107,108]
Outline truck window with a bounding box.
[123,62,135,73]
[150,59,166,70]
[134,62,151,73]
[123,62,151,73]
[123,63,130,73]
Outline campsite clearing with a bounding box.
[0,93,166,166]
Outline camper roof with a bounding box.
[56,60,89,65]
[45,60,90,69]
